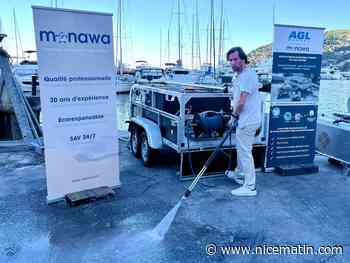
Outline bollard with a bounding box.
[31,75,38,96]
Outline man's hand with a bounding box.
[228,114,239,127]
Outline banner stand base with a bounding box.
[65,186,115,207]
[47,196,65,205]
[275,164,319,176]
[262,167,275,173]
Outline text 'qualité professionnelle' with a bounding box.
[43,76,112,82]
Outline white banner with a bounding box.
[33,6,120,202]
[273,24,324,55]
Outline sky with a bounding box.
[1,0,350,68]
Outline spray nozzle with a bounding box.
[184,189,192,198]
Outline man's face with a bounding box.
[228,51,244,72]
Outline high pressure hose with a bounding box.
[186,113,233,176]
[183,117,238,198]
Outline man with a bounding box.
[225,47,261,196]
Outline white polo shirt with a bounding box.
[232,67,262,127]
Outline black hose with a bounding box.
[186,119,236,188]
[187,136,197,177]
[183,121,238,198]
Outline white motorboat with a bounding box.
[12,60,38,93]
[135,66,164,83]
[116,74,134,93]
[320,66,343,80]
[165,66,195,83]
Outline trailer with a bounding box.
[128,81,269,178]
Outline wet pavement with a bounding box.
[0,141,350,262]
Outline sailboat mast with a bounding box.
[222,19,225,61]
[195,0,201,68]
[116,0,119,72]
[13,9,18,64]
[124,26,128,68]
[209,14,212,67]
[119,0,123,75]
[160,29,162,67]
[212,0,216,76]
[218,0,223,67]
[273,0,276,25]
[206,24,209,64]
[167,29,170,63]
[177,0,181,65]
[191,14,194,69]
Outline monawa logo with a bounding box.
[288,31,311,42]
[39,30,111,45]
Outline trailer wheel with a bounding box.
[130,126,141,158]
[140,131,154,167]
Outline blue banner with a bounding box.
[266,105,317,168]
[266,24,324,169]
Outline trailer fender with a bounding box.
[130,117,163,149]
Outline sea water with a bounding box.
[116,80,350,130]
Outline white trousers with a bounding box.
[236,123,260,190]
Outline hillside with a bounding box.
[248,29,350,71]
[248,43,272,66]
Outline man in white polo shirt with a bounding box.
[225,47,261,196]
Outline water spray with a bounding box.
[151,117,238,240]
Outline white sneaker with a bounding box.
[225,170,244,185]
[231,186,257,196]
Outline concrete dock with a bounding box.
[0,141,349,262]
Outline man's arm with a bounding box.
[233,91,249,117]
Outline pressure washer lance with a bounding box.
[183,117,239,199]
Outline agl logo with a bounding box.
[288,31,311,41]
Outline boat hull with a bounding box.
[316,117,350,164]
[116,80,132,93]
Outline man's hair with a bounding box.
[226,47,248,64]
